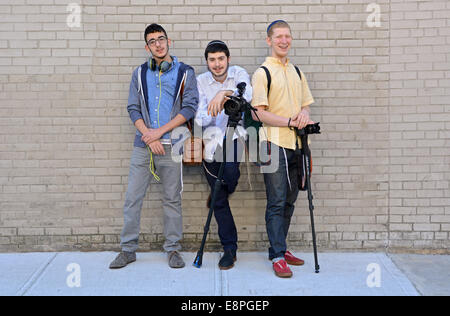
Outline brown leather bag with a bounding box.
[178,79,203,166]
[183,124,203,166]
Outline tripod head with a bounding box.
[295,122,321,137]
[224,82,257,128]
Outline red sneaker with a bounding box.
[284,251,305,266]
[273,259,293,278]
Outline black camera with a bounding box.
[224,82,251,127]
[296,122,321,136]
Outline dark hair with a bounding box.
[204,40,230,60]
[144,23,168,43]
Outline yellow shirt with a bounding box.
[251,57,314,150]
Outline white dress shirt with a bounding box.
[195,65,253,160]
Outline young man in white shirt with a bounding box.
[195,40,252,270]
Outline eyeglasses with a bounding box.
[147,36,167,47]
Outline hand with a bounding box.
[290,110,314,130]
[141,128,163,145]
[207,91,228,117]
[148,140,165,156]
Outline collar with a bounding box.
[170,55,178,66]
[266,56,290,67]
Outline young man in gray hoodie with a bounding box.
[109,24,199,269]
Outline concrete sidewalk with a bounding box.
[0,251,448,296]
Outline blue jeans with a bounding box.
[203,139,241,252]
[263,142,300,260]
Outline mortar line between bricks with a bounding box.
[387,0,393,254]
[15,253,58,296]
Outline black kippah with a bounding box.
[207,40,227,48]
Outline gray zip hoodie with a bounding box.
[127,60,199,148]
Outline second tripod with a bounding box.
[295,123,321,273]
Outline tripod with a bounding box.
[193,120,238,268]
[296,127,320,273]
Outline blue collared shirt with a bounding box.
[146,56,180,139]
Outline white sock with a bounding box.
[272,257,284,263]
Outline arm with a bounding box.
[290,105,314,130]
[207,67,253,117]
[251,106,291,127]
[207,90,234,117]
[252,105,313,129]
[251,68,313,129]
[141,113,187,143]
[127,69,144,125]
[142,67,199,144]
[195,78,214,127]
[141,114,188,146]
[135,119,165,155]
[134,118,149,135]
[178,67,199,122]
[250,68,289,125]
[292,70,315,129]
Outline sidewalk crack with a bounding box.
[16,253,58,296]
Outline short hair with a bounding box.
[144,23,168,43]
[204,40,230,60]
[267,20,291,37]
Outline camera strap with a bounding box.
[296,135,312,191]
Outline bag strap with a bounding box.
[260,66,271,97]
[178,73,195,133]
[294,65,302,81]
[260,65,302,98]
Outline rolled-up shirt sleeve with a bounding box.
[127,69,143,124]
[194,77,213,128]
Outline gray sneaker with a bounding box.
[168,251,185,269]
[109,251,136,269]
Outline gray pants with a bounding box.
[120,145,183,253]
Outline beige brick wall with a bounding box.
[388,0,450,252]
[0,0,449,253]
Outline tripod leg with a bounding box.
[193,175,223,268]
[193,160,227,268]
[193,207,211,268]
[302,146,320,273]
[194,131,229,268]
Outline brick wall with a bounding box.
[388,0,450,251]
[0,0,448,253]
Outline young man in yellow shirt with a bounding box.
[251,20,315,278]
